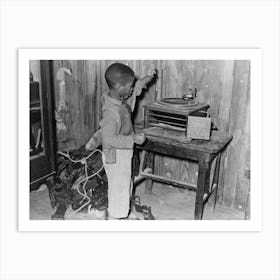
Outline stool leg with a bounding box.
[195,160,210,220]
[145,152,155,194]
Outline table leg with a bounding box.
[212,154,221,212]
[145,152,155,194]
[132,147,140,179]
[195,160,210,220]
[30,128,36,151]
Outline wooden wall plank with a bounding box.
[233,69,250,210]
[215,61,235,203]
[195,60,225,126]
[163,60,195,98]
[222,60,250,207]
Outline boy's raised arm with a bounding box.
[130,66,156,112]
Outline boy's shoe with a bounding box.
[132,196,143,213]
[142,205,155,220]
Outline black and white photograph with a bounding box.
[18,48,261,231]
[29,58,250,222]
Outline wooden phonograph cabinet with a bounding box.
[30,61,56,190]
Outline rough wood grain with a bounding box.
[233,67,250,210]
[222,60,250,208]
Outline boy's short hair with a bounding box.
[105,63,135,89]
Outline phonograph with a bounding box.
[143,88,212,140]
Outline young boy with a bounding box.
[86,62,155,219]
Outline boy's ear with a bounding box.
[114,81,122,89]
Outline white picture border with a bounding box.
[19,48,262,232]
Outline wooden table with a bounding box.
[134,127,232,220]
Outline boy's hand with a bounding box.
[147,64,157,77]
[133,133,146,145]
[134,65,156,93]
[85,130,102,150]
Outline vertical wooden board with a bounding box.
[97,60,105,124]
[222,60,250,207]
[97,59,112,126]
[154,154,163,177]
[133,60,158,123]
[155,60,164,100]
[72,60,81,147]
[52,60,70,151]
[217,61,235,132]
[84,61,93,136]
[128,60,144,122]
[83,61,90,131]
[83,61,89,138]
[56,60,75,151]
[234,80,250,210]
[90,60,100,132]
[194,60,210,105]
[161,157,175,180]
[78,60,84,145]
[163,60,195,98]
[234,135,250,210]
[78,61,85,144]
[154,60,167,100]
[215,61,235,203]
[194,60,225,125]
[163,157,177,183]
[180,160,198,185]
[95,60,105,126]
[97,60,106,128]
[83,60,97,144]
[66,60,78,149]
[52,60,62,108]
[98,60,105,97]
[154,154,161,176]
[91,60,98,132]
[64,60,86,150]
[58,60,70,150]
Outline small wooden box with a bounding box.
[186,116,211,140]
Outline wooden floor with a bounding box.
[30,182,244,220]
[134,182,244,220]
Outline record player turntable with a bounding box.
[143,95,210,138]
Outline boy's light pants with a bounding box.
[102,149,133,219]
